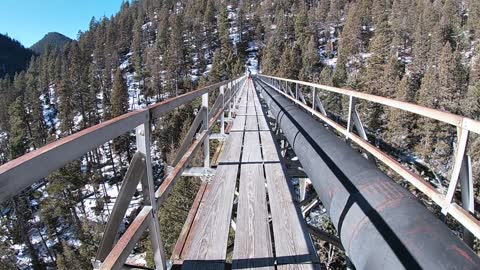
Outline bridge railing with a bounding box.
[257,74,480,246]
[0,75,247,269]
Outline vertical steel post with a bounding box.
[202,93,210,168]
[346,96,355,139]
[296,83,299,99]
[228,83,233,120]
[299,178,306,201]
[135,121,166,270]
[312,86,316,113]
[443,128,469,215]
[220,86,225,135]
[460,154,475,248]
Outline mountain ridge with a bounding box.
[0,33,36,78]
[30,32,72,54]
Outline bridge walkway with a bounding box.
[174,78,320,269]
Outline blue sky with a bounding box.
[1,0,127,47]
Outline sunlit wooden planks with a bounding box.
[181,96,247,269]
[233,79,274,269]
[232,164,274,270]
[181,164,239,270]
[264,163,320,270]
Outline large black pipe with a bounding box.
[254,78,480,270]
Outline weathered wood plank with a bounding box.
[242,132,262,163]
[230,116,246,132]
[232,164,274,270]
[257,115,270,131]
[171,182,208,261]
[181,165,238,270]
[245,116,259,131]
[259,131,280,163]
[264,163,320,269]
[220,132,243,163]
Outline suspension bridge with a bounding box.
[1,74,480,270]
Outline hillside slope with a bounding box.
[30,32,72,54]
[0,33,35,78]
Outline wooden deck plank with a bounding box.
[242,132,262,163]
[245,116,259,131]
[259,131,280,163]
[220,132,243,163]
[180,79,320,269]
[181,164,238,270]
[230,116,246,132]
[181,95,246,269]
[264,163,319,268]
[232,164,274,270]
[257,115,270,131]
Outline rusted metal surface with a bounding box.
[148,79,235,119]
[443,128,469,214]
[99,77,245,268]
[0,110,148,203]
[259,75,480,134]
[155,87,238,202]
[136,122,167,270]
[172,107,207,167]
[0,74,248,270]
[258,77,480,240]
[155,130,208,202]
[96,152,147,261]
[0,78,243,204]
[100,206,152,270]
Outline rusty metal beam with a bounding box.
[259,75,480,134]
[100,206,152,270]
[0,78,243,203]
[171,107,206,167]
[96,152,147,261]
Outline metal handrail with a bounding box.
[259,74,480,133]
[257,75,480,242]
[0,77,244,203]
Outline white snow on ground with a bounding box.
[246,41,259,75]
[324,58,337,68]
[142,22,153,30]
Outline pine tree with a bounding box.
[111,69,129,118]
[439,0,461,48]
[8,97,30,159]
[415,42,465,168]
[301,35,320,81]
[359,20,393,134]
[337,2,363,63]
[385,75,416,150]
[261,30,283,75]
[111,68,132,163]
[132,16,144,74]
[277,46,293,78]
[327,0,346,25]
[294,4,308,45]
[467,0,480,39]
[209,49,223,83]
[218,4,230,50]
[56,242,91,270]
